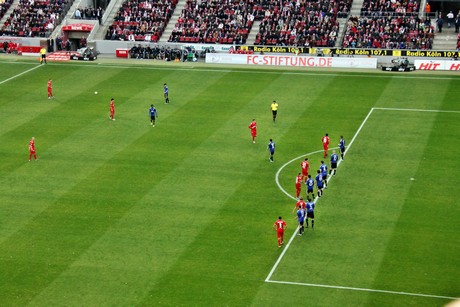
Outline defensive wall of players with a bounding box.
[1,36,459,71]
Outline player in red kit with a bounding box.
[47,79,53,99]
[28,137,37,161]
[273,216,287,248]
[292,197,306,213]
[109,98,115,120]
[295,172,302,198]
[322,133,330,158]
[248,119,257,143]
[300,158,310,182]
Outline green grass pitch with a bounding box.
[0,56,459,306]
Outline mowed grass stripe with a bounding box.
[371,111,460,301]
[0,70,225,306]
[373,74,454,110]
[136,74,342,305]
[277,75,392,199]
[0,58,458,306]
[0,67,176,246]
[0,65,126,176]
[5,71,272,305]
[270,110,438,295]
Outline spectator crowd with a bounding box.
[342,0,435,49]
[74,6,104,24]
[0,0,455,50]
[343,15,434,49]
[254,0,350,47]
[168,0,256,44]
[106,0,177,42]
[1,0,67,37]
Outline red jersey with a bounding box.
[47,80,52,89]
[322,135,330,146]
[29,139,35,152]
[296,200,306,209]
[295,175,302,186]
[110,101,115,112]
[301,160,310,172]
[248,121,256,132]
[274,219,286,231]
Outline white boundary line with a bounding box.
[266,107,460,300]
[265,280,459,300]
[373,107,460,114]
[267,108,374,282]
[0,64,41,85]
[274,149,327,200]
[1,60,460,80]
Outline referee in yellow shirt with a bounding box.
[40,47,47,64]
[270,100,279,123]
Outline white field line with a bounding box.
[274,149,327,200]
[267,110,374,282]
[266,108,460,300]
[0,64,41,85]
[2,60,460,80]
[373,107,460,113]
[265,280,459,300]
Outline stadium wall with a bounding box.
[3,37,460,71]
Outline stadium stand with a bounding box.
[73,6,104,24]
[167,0,255,44]
[106,0,177,42]
[0,0,13,22]
[253,0,349,47]
[342,0,435,49]
[342,15,434,49]
[1,0,68,37]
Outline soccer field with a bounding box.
[0,57,459,306]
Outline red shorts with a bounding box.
[277,229,284,238]
[323,144,329,150]
[302,169,309,177]
[251,130,256,137]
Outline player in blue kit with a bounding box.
[330,150,339,175]
[320,161,328,188]
[267,139,275,162]
[296,205,306,236]
[149,104,157,126]
[163,83,169,104]
[305,198,315,228]
[339,135,346,160]
[305,174,314,199]
[315,170,323,197]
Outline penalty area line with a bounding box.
[373,107,460,114]
[266,108,374,282]
[266,107,458,301]
[266,280,458,301]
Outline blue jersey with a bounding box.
[164,85,169,95]
[306,201,315,213]
[320,163,328,176]
[268,141,275,153]
[315,174,323,188]
[339,138,346,150]
[306,178,314,190]
[149,107,157,117]
[297,208,305,222]
[331,153,339,163]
